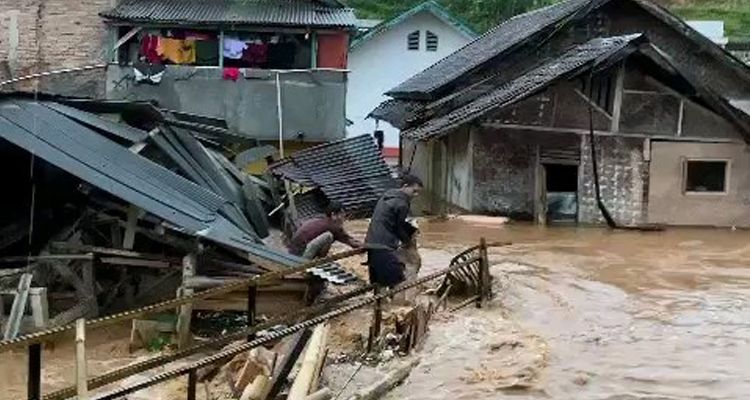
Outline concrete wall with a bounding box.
[579,135,647,226]
[471,128,536,219]
[347,10,473,147]
[0,0,110,96]
[648,141,750,227]
[106,66,347,141]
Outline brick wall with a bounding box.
[471,129,535,219]
[0,0,110,96]
[579,135,647,226]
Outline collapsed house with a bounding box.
[0,93,347,337]
[372,0,750,227]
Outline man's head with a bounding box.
[325,201,346,223]
[399,174,424,199]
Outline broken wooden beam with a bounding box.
[266,329,313,399]
[176,253,197,349]
[345,358,420,400]
[3,273,33,340]
[76,318,88,399]
[288,323,329,400]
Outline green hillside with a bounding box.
[346,0,750,40]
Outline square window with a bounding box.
[684,160,728,193]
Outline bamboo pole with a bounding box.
[75,318,88,399]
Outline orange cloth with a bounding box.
[316,33,349,68]
[159,38,196,64]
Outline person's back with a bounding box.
[365,189,412,250]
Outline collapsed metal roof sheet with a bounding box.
[0,98,299,267]
[101,0,358,28]
[271,135,396,217]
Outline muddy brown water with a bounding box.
[384,219,750,400]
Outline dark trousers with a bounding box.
[367,249,405,288]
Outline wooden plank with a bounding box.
[288,323,329,399]
[113,26,142,50]
[122,205,142,250]
[29,288,48,330]
[100,257,173,269]
[176,253,197,349]
[266,329,313,400]
[3,273,32,340]
[76,318,88,399]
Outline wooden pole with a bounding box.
[177,253,197,349]
[288,324,329,400]
[75,318,88,399]
[27,343,42,400]
[372,286,382,339]
[187,369,197,400]
[477,238,489,308]
[266,329,313,400]
[246,284,257,341]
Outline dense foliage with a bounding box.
[345,0,750,40]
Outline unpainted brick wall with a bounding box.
[0,0,110,96]
[579,135,648,225]
[471,128,535,219]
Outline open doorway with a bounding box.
[544,163,578,222]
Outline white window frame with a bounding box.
[682,158,731,195]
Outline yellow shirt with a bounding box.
[159,38,196,64]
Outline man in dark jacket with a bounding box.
[365,174,423,287]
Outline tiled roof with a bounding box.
[387,0,593,97]
[271,135,397,217]
[367,99,425,129]
[403,35,643,141]
[101,0,358,28]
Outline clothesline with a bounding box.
[0,64,108,87]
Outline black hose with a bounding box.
[587,71,618,229]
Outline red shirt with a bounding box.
[288,216,357,256]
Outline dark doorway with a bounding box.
[544,163,578,222]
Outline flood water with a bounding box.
[387,219,750,400]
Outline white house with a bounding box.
[347,1,476,148]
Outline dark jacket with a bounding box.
[365,189,416,250]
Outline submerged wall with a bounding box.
[106,66,347,141]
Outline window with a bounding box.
[684,160,729,194]
[426,31,438,51]
[407,31,420,50]
[580,72,614,114]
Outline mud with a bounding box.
[384,220,750,399]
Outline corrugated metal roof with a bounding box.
[271,135,396,217]
[403,35,643,141]
[0,98,299,267]
[388,0,592,97]
[101,0,358,28]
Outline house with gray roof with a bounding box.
[373,0,750,228]
[101,0,357,145]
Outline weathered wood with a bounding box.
[50,301,91,327]
[266,329,313,400]
[3,273,32,340]
[306,387,332,400]
[177,253,197,349]
[99,257,173,269]
[49,260,88,299]
[29,288,49,330]
[82,258,98,316]
[28,343,41,400]
[345,359,420,400]
[0,254,93,263]
[239,374,269,400]
[122,205,141,250]
[76,318,88,399]
[288,323,329,400]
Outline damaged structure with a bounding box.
[0,93,349,338]
[373,0,750,228]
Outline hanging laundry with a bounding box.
[223,67,240,81]
[159,38,196,64]
[186,31,212,41]
[223,37,247,59]
[140,35,161,64]
[134,61,166,85]
[242,42,268,67]
[195,40,219,65]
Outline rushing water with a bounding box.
[386,219,750,400]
